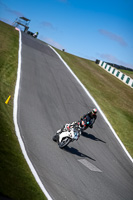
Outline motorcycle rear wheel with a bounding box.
[58,137,71,149]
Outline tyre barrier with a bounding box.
[99,61,133,88]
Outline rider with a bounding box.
[33,32,39,38]
[80,108,97,129]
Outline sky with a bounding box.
[0,0,133,69]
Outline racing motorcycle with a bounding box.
[78,117,94,131]
[52,122,81,149]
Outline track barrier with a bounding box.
[98,60,133,88]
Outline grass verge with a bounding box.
[53,48,133,158]
[0,21,47,200]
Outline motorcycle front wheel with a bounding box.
[58,137,71,149]
[52,134,59,142]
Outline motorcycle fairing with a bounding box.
[59,129,74,143]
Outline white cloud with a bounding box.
[97,53,133,69]
[98,29,128,47]
[41,21,55,30]
[39,36,64,50]
[0,1,24,17]
[0,17,12,25]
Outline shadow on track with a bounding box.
[63,146,96,161]
[82,132,106,143]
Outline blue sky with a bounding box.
[0,0,133,69]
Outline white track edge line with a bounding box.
[49,45,133,164]
[13,31,53,200]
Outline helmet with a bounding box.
[92,108,97,115]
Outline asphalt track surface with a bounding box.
[17,32,133,200]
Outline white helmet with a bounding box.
[92,108,97,115]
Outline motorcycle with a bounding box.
[33,32,39,38]
[52,122,81,149]
[78,117,95,131]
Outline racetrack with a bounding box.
[17,32,133,200]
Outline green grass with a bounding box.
[53,49,133,157]
[0,21,47,200]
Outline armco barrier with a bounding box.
[99,61,133,88]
